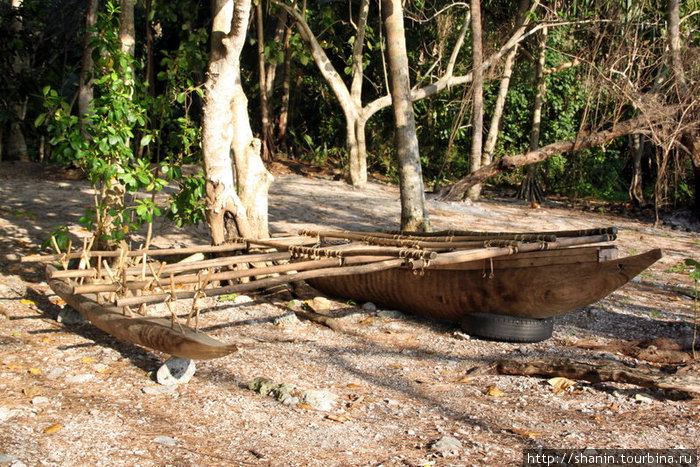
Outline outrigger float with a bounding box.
[23,227,661,358]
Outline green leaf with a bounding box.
[34,113,46,127]
[140,134,153,146]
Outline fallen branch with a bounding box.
[438,108,675,201]
[494,357,700,396]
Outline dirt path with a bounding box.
[1,161,699,466]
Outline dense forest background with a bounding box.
[1,0,698,241]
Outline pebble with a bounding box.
[156,357,196,385]
[142,385,177,395]
[65,374,94,384]
[30,397,49,405]
[300,390,337,411]
[308,296,331,313]
[361,302,377,312]
[152,436,177,446]
[0,454,17,465]
[45,368,65,380]
[430,435,462,455]
[452,331,471,341]
[0,407,19,422]
[56,308,85,325]
[377,310,404,319]
[233,295,253,304]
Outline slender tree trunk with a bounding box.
[78,0,99,119]
[382,0,430,231]
[7,0,29,161]
[277,20,293,150]
[256,0,273,161]
[628,134,645,205]
[467,0,484,201]
[202,0,273,244]
[517,26,547,204]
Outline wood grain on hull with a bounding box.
[308,248,662,320]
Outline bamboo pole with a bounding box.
[115,257,406,307]
[22,242,249,263]
[300,229,557,243]
[401,227,617,238]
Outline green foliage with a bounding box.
[37,2,166,244]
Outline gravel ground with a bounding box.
[0,161,699,466]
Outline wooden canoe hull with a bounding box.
[47,266,237,360]
[308,247,662,320]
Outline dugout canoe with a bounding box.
[47,265,238,360]
[308,246,662,320]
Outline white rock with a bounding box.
[430,435,463,454]
[156,357,196,385]
[0,407,19,423]
[30,397,49,405]
[142,385,177,395]
[308,296,331,312]
[152,436,177,446]
[65,374,94,383]
[299,390,337,411]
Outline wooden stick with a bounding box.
[300,229,557,244]
[22,242,250,263]
[115,257,406,307]
[386,227,617,238]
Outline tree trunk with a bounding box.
[277,21,293,150]
[439,108,674,200]
[467,0,484,201]
[7,0,29,161]
[202,0,273,245]
[628,134,645,205]
[256,0,273,161]
[78,0,99,119]
[382,0,430,231]
[517,26,547,204]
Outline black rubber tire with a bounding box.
[459,312,553,343]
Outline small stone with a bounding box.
[362,302,377,312]
[31,397,49,405]
[273,311,302,328]
[65,374,94,384]
[0,407,19,423]
[249,377,278,395]
[152,436,177,446]
[57,308,85,325]
[299,389,337,411]
[45,368,65,380]
[452,331,471,341]
[142,385,177,395]
[377,309,404,319]
[156,357,196,385]
[308,297,331,313]
[430,435,462,455]
[0,454,17,465]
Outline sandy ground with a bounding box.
[0,160,699,466]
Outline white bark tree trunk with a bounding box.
[202,0,273,244]
[382,0,430,231]
[467,0,484,201]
